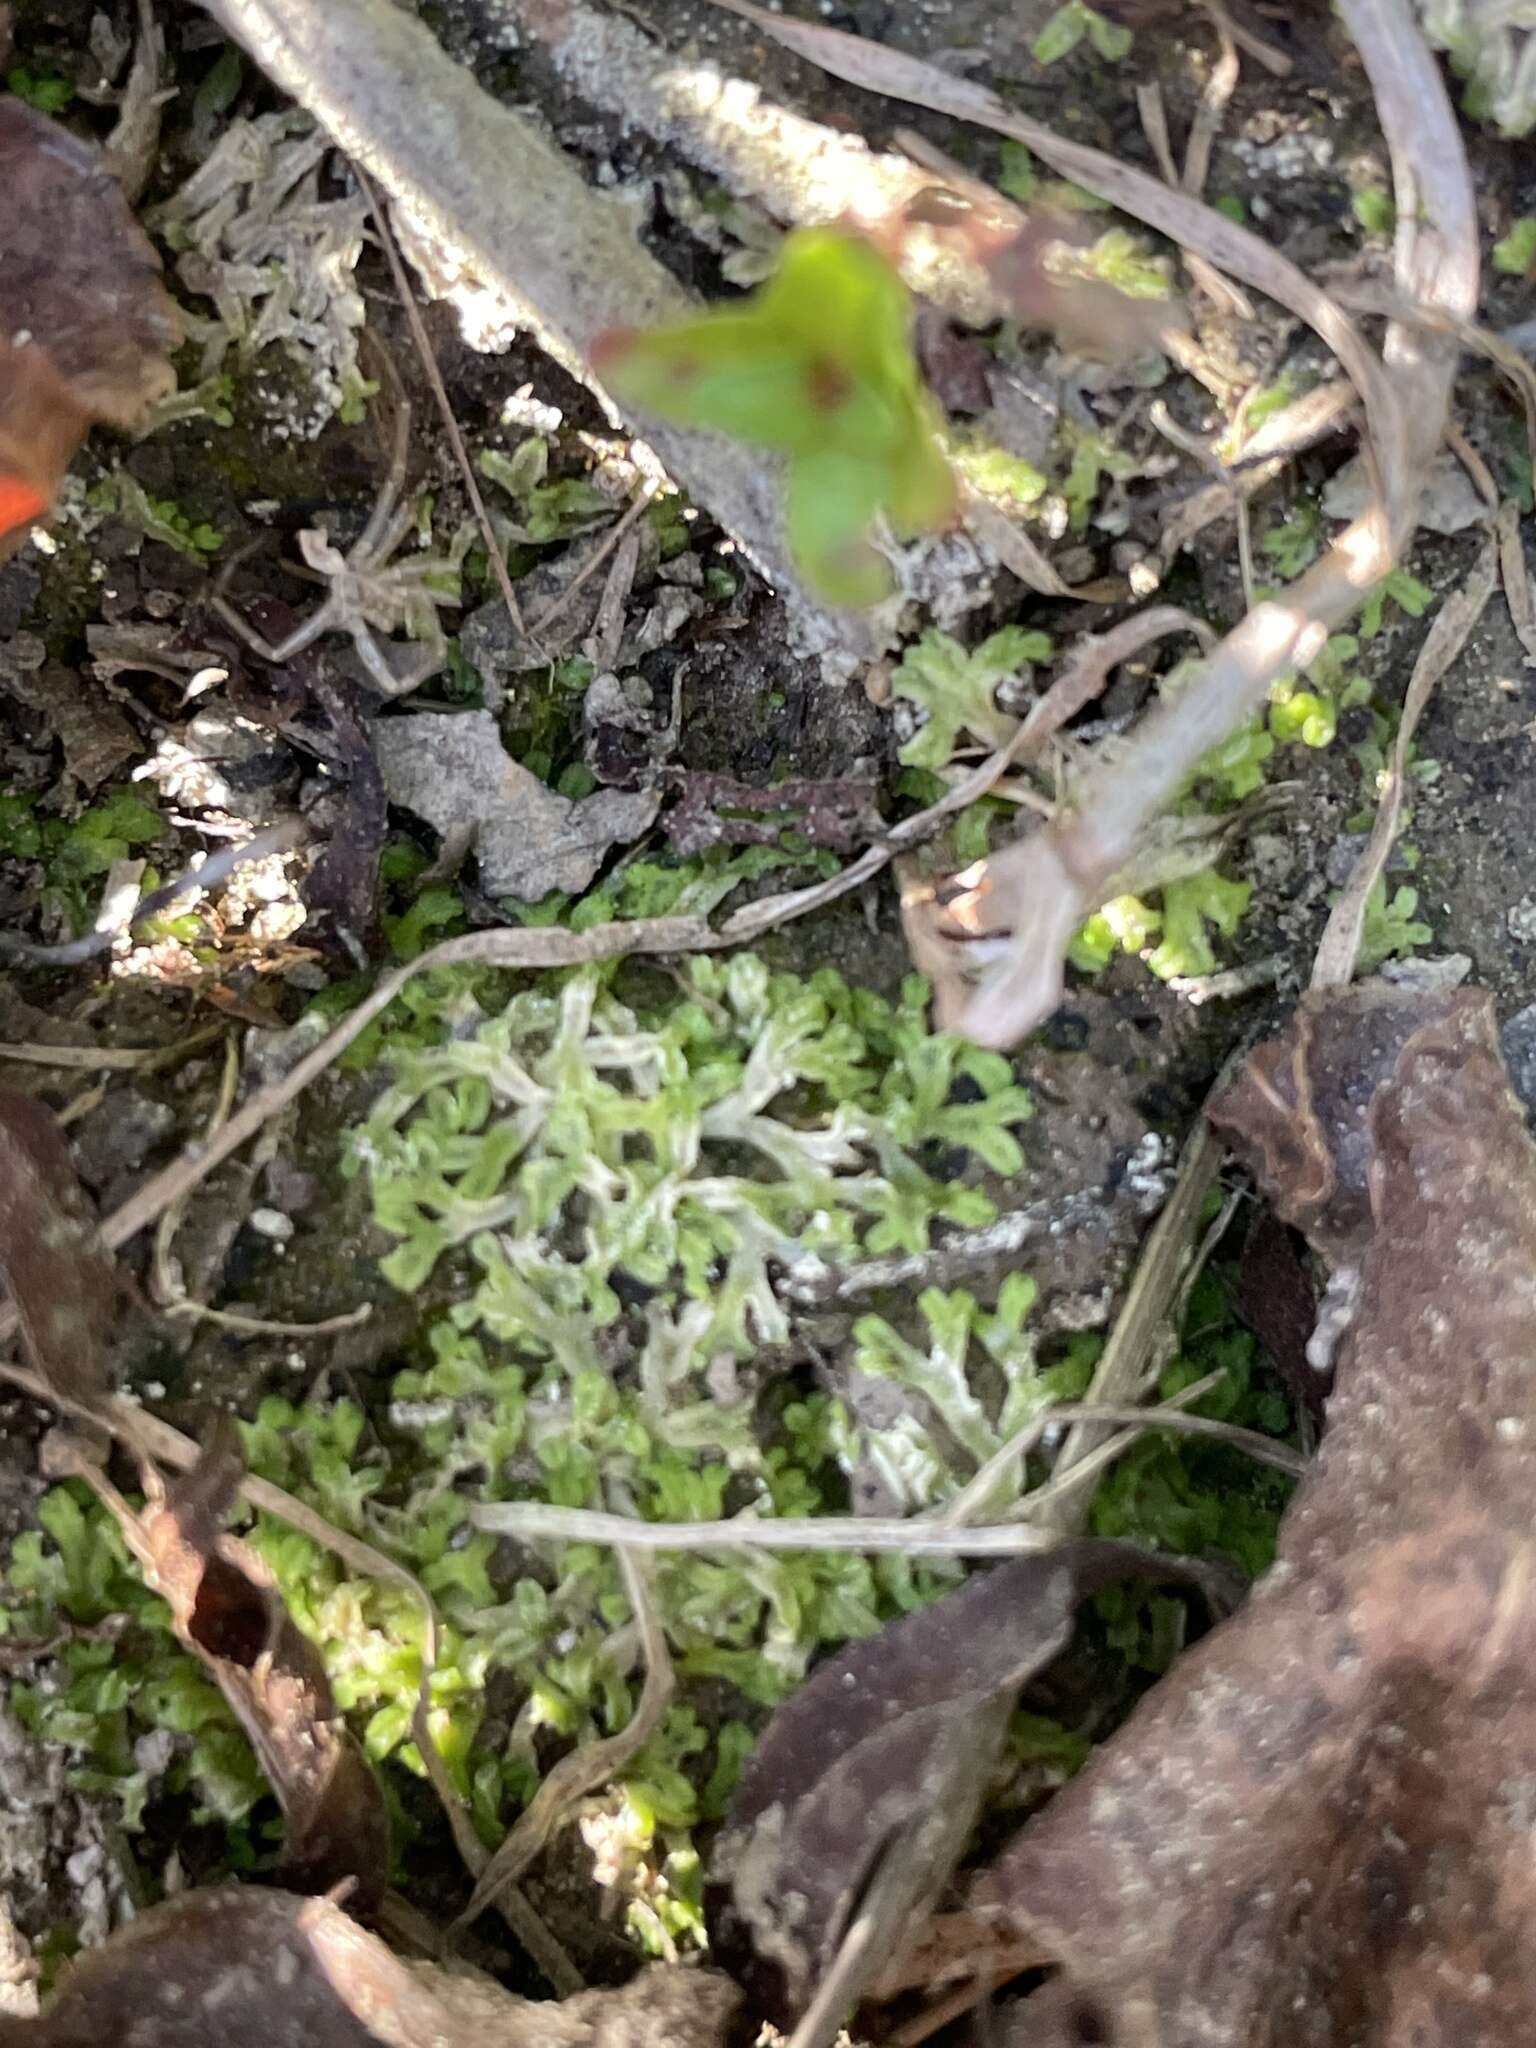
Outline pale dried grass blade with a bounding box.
[962,486,1085,598]
[1136,81,1179,186]
[1497,497,1536,660]
[1202,0,1292,75]
[1311,528,1499,987]
[471,1502,1060,1558]
[1337,288,1536,482]
[1029,1103,1227,1529]
[1444,418,1501,513]
[453,1550,673,1935]
[1136,80,1250,316]
[1158,377,1358,567]
[1182,21,1240,199]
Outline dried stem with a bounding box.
[1311,529,1499,986]
[354,160,529,643]
[452,1550,674,1936]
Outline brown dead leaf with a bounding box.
[0,96,180,424]
[0,1089,118,1405]
[0,1885,741,2048]
[707,1542,1235,2044]
[968,984,1536,2044]
[667,771,882,857]
[83,1427,390,1911]
[0,93,180,555]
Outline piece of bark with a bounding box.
[973,984,1536,2044]
[372,709,658,901]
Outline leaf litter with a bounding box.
[9,0,1536,2039]
[0,94,179,556]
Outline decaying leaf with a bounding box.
[81,1428,389,1910]
[0,1885,741,2048]
[666,771,882,857]
[0,1089,118,1406]
[0,342,89,562]
[216,601,388,958]
[371,708,659,901]
[708,1542,1234,2042]
[0,93,180,555]
[1234,1208,1324,1448]
[967,984,1536,2044]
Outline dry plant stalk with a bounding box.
[1311,528,1498,985]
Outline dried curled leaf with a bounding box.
[92,1429,389,1909]
[0,1089,118,1405]
[708,1542,1234,2041]
[974,984,1536,2044]
[0,94,180,553]
[1206,984,1452,1266]
[0,1885,741,2048]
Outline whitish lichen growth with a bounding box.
[2,954,1059,1954]
[1418,0,1536,134]
[351,956,1035,1475]
[149,110,372,434]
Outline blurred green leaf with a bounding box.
[595,229,955,603]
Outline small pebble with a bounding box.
[247,1207,294,1242]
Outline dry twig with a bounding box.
[354,160,530,644]
[1311,529,1499,987]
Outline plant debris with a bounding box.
[66,1427,390,1910]
[666,772,881,856]
[6,0,1536,2030]
[0,93,179,554]
[0,1884,741,2048]
[959,985,1536,2041]
[707,1542,1235,2045]
[370,708,660,899]
[0,1090,119,1405]
[705,0,1478,1043]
